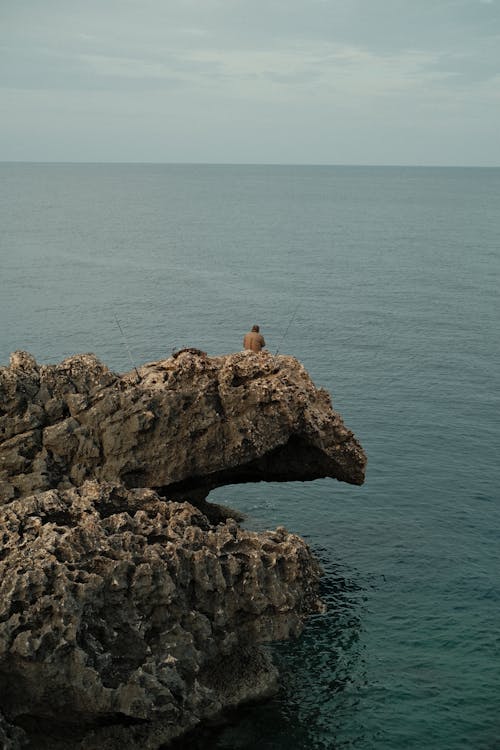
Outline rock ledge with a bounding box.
[0,350,366,501]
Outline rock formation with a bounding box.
[0,349,365,502]
[0,349,366,748]
[0,482,322,749]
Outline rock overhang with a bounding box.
[0,349,366,503]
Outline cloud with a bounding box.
[1,0,499,164]
[79,54,178,80]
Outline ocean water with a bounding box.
[1,163,499,750]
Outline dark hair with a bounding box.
[251,325,260,332]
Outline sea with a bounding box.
[0,163,499,750]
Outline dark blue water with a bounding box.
[1,164,499,750]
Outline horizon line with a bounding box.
[1,160,499,169]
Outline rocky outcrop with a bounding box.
[0,349,366,748]
[0,349,366,503]
[0,482,322,749]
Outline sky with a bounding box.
[1,0,499,165]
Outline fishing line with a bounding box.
[113,311,141,382]
[274,302,302,355]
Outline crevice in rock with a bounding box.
[121,470,149,488]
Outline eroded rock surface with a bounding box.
[0,482,322,749]
[0,349,366,748]
[0,349,366,503]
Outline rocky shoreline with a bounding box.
[0,349,366,748]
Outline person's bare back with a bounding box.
[243,325,266,352]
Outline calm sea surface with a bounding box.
[1,164,499,750]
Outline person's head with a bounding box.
[251,324,260,332]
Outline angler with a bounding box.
[243,325,266,353]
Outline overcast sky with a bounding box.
[1,0,499,165]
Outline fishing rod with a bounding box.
[274,302,301,355]
[113,312,141,382]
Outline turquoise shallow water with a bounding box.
[1,164,499,749]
